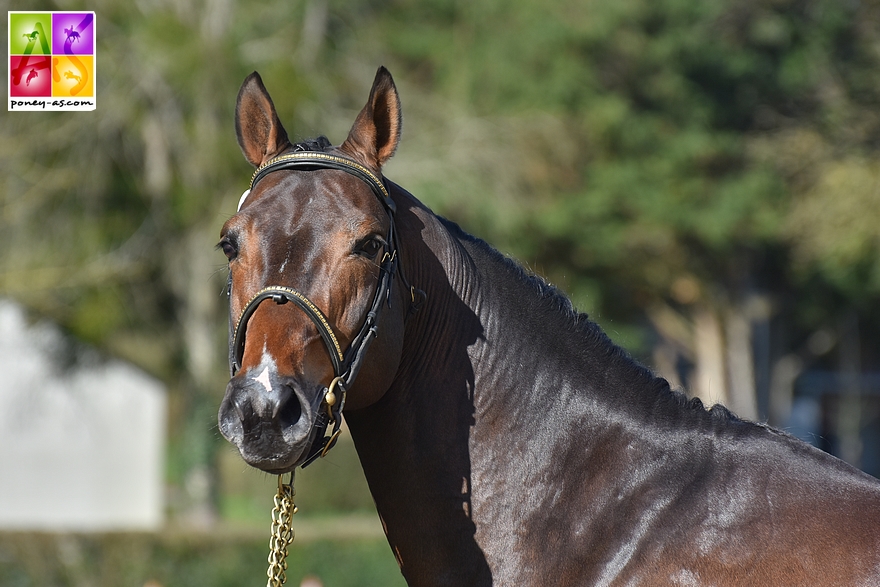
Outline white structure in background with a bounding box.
[0,299,166,530]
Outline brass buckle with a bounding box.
[324,376,346,418]
[319,376,345,459]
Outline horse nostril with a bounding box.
[271,385,293,420]
[275,384,303,428]
[232,395,248,422]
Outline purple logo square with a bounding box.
[51,13,94,55]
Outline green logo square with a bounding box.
[9,12,52,55]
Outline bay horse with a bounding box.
[218,67,880,586]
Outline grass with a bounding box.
[2,425,407,586]
[0,523,406,587]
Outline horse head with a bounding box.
[218,68,408,473]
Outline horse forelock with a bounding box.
[291,136,332,152]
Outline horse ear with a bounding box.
[235,72,291,167]
[341,66,402,169]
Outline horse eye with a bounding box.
[218,238,238,260]
[357,237,384,260]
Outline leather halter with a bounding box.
[228,150,400,468]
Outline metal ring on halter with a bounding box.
[321,429,342,459]
[319,376,346,459]
[278,471,294,493]
[324,375,346,418]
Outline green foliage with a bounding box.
[6,0,876,367]
[786,158,880,298]
[5,0,880,542]
[368,0,880,349]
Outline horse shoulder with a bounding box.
[648,424,880,585]
[472,409,880,586]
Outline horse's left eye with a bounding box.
[356,237,384,260]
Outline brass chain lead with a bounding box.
[267,473,297,587]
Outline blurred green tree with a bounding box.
[368,0,880,429]
[4,0,880,517]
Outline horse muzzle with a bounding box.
[218,364,325,473]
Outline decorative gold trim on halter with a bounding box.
[234,285,345,365]
[251,152,392,203]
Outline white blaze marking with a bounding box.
[255,366,272,392]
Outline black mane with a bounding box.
[437,215,742,426]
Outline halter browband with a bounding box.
[228,150,399,468]
[250,151,396,213]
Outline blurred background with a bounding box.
[2,0,880,584]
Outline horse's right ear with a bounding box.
[235,72,291,167]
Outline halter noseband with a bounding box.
[228,150,399,468]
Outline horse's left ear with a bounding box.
[341,66,402,169]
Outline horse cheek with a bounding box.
[344,287,406,410]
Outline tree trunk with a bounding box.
[725,298,762,421]
[693,303,729,408]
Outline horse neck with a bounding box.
[344,194,677,582]
[345,200,499,582]
[392,208,662,430]
[350,187,672,458]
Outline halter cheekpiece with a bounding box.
[228,150,400,468]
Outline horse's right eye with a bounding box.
[218,238,238,260]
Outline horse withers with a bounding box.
[218,67,880,586]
